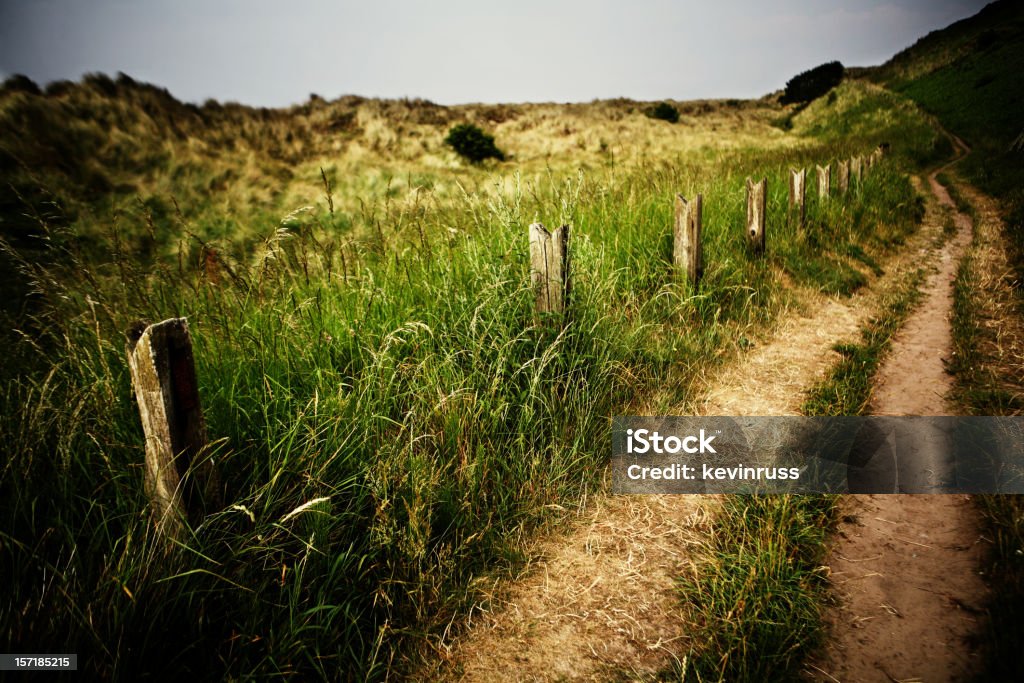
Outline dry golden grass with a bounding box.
[281,95,800,216]
[952,180,1024,412]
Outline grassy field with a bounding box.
[0,70,945,679]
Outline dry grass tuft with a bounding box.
[423,493,712,682]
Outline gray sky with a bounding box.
[0,0,988,106]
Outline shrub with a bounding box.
[444,123,505,163]
[647,101,680,123]
[781,61,845,105]
[1,74,42,96]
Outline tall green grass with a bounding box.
[1,85,930,679]
[674,495,838,682]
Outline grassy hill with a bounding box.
[0,73,790,250]
[0,19,974,682]
[866,0,1024,272]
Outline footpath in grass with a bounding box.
[947,180,1024,679]
[809,159,993,682]
[432,158,958,681]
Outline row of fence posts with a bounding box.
[129,145,887,537]
[531,144,886,300]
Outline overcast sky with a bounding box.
[0,0,988,106]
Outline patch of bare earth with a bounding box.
[810,147,992,683]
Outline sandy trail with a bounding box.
[424,196,948,681]
[423,299,863,681]
[425,290,876,682]
[870,169,973,415]
[423,139,986,681]
[811,141,992,682]
[424,494,708,682]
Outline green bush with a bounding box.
[781,61,845,105]
[444,123,505,163]
[647,101,680,123]
[1,74,42,96]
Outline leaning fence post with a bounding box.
[837,159,850,194]
[746,177,767,254]
[529,223,570,317]
[127,317,218,539]
[674,193,703,287]
[788,168,806,227]
[817,164,831,201]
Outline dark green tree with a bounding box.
[646,101,680,123]
[444,123,505,163]
[780,61,845,105]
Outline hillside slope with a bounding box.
[865,0,1024,272]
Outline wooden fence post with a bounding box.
[127,317,219,539]
[851,156,863,187]
[746,177,767,254]
[674,193,703,287]
[788,168,806,227]
[529,223,570,317]
[837,159,850,194]
[817,164,831,201]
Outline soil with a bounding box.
[809,142,992,683]
[869,171,973,416]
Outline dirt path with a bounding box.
[423,290,876,682]
[870,160,973,415]
[422,143,986,682]
[811,142,992,682]
[422,300,860,681]
[423,210,950,681]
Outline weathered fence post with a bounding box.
[851,156,863,187]
[127,318,219,539]
[837,159,850,194]
[746,177,767,254]
[674,193,703,287]
[529,223,570,317]
[817,164,831,201]
[788,168,806,227]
